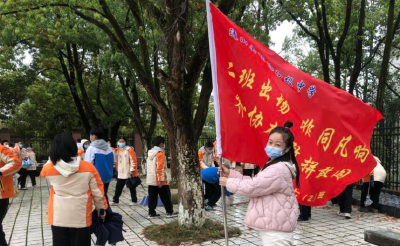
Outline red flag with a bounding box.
[207,2,383,206]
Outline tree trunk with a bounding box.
[110,121,122,148]
[177,134,204,227]
[348,0,366,94]
[333,59,341,88]
[376,0,396,113]
[57,50,92,135]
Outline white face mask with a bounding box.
[4,144,9,147]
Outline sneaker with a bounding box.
[129,202,137,206]
[297,217,309,222]
[344,213,351,219]
[205,205,213,211]
[111,202,119,206]
[166,212,178,218]
[147,214,160,218]
[337,211,345,217]
[358,207,369,212]
[19,187,28,190]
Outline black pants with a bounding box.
[27,170,36,186]
[103,182,110,208]
[299,205,311,219]
[0,198,9,246]
[204,180,210,200]
[17,168,28,188]
[360,181,383,209]
[338,184,354,213]
[148,185,173,216]
[243,166,260,177]
[113,178,137,203]
[204,181,221,207]
[51,226,91,246]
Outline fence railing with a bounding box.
[7,122,400,192]
[10,134,52,162]
[371,121,400,192]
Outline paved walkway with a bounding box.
[4,177,400,245]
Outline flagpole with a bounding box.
[207,0,229,245]
[220,158,229,246]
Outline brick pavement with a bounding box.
[3,177,400,245]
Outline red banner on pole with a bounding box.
[208,3,383,206]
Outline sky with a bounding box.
[269,20,295,55]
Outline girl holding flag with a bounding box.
[219,121,300,245]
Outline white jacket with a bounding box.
[198,147,214,170]
[373,156,386,183]
[115,147,136,179]
[26,151,38,171]
[146,147,168,186]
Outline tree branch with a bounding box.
[278,0,320,44]
[336,0,353,57]
[136,0,166,29]
[186,0,239,96]
[193,62,213,140]
[348,0,366,94]
[96,70,110,117]
[320,0,335,56]
[0,3,106,18]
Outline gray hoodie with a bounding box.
[90,139,109,151]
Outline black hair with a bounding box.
[50,134,78,164]
[264,120,300,188]
[77,139,81,143]
[26,143,33,148]
[153,136,165,146]
[118,136,127,143]
[89,126,105,140]
[205,141,214,148]
[1,140,9,145]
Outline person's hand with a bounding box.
[98,210,106,221]
[219,177,228,187]
[218,165,230,177]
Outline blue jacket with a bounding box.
[201,167,231,196]
[84,140,115,183]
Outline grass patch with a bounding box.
[171,194,179,205]
[143,218,241,245]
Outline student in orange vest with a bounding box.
[1,140,12,150]
[0,139,22,246]
[77,139,89,160]
[146,136,176,218]
[41,134,108,246]
[198,141,214,170]
[112,137,139,206]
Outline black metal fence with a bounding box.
[10,134,52,162]
[371,121,400,192]
[7,122,400,192]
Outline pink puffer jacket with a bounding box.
[226,161,299,232]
